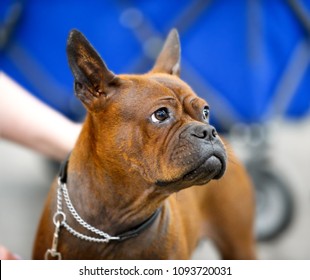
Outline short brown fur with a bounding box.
[33,29,256,260]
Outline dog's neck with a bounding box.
[66,117,167,236]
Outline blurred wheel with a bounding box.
[249,168,294,241]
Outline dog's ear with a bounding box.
[151,29,181,76]
[67,30,121,111]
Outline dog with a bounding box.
[33,29,256,260]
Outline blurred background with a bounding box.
[0,0,309,259]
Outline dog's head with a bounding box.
[67,29,227,191]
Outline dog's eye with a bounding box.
[151,107,170,123]
[202,106,210,120]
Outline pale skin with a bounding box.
[0,71,82,259]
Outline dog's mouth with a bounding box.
[156,153,226,188]
[183,155,225,181]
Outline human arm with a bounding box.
[0,71,81,161]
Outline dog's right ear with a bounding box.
[67,30,121,111]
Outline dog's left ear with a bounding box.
[151,29,181,76]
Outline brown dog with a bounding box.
[33,29,256,260]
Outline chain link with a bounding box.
[56,178,120,243]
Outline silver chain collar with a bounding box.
[55,177,120,243]
[45,178,120,259]
[45,171,161,260]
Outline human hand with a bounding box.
[0,245,21,260]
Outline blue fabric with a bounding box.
[1,0,309,127]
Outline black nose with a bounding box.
[191,125,217,141]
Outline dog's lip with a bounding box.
[156,153,226,187]
[212,154,226,179]
[183,154,225,181]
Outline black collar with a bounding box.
[58,154,161,241]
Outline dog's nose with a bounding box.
[191,125,217,141]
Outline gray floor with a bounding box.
[0,118,309,260]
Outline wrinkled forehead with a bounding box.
[120,73,195,96]
[148,74,195,99]
[116,73,208,111]
[147,74,208,110]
